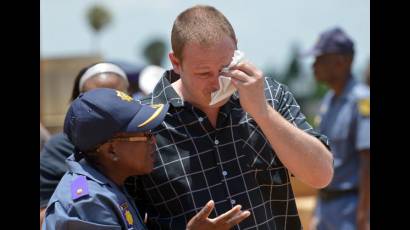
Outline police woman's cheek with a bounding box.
[130,142,154,175]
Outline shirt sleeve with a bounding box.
[40,134,75,208]
[44,196,122,230]
[355,97,370,151]
[271,79,330,149]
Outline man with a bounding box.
[127,5,333,229]
[306,27,370,230]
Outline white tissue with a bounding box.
[209,50,245,106]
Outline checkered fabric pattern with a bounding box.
[125,70,329,230]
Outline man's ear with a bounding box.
[169,52,182,75]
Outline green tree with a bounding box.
[87,4,112,53]
[282,44,301,87]
[142,38,167,66]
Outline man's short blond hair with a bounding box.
[171,5,237,61]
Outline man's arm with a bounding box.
[40,208,46,230]
[228,61,333,188]
[357,149,370,230]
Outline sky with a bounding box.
[40,0,370,77]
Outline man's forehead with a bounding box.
[183,47,234,68]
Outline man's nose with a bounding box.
[209,74,220,91]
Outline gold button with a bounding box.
[76,188,83,194]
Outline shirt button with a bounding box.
[222,171,228,176]
[214,139,219,145]
[230,199,236,205]
[198,117,204,122]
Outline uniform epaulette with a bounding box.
[71,175,90,201]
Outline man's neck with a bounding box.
[96,163,127,187]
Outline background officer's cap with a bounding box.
[64,88,169,152]
[304,27,355,57]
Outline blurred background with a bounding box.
[40,1,369,227]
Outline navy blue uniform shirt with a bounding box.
[43,154,146,230]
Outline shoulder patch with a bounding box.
[358,98,370,117]
[71,175,90,201]
[120,202,134,227]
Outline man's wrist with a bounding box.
[250,103,273,123]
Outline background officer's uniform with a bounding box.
[314,76,370,229]
[42,154,146,230]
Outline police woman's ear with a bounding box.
[107,144,119,162]
[94,142,120,164]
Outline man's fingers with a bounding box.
[194,200,215,220]
[214,205,242,222]
[225,70,252,83]
[231,78,246,90]
[232,61,261,78]
[227,210,251,226]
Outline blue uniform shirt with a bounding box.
[43,154,146,230]
[316,76,370,191]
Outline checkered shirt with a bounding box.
[125,70,329,230]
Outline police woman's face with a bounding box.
[102,132,156,175]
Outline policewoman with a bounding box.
[42,88,169,230]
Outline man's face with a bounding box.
[170,36,236,109]
[312,54,342,83]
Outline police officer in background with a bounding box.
[305,27,370,230]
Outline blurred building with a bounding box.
[40,55,102,134]
[291,177,318,228]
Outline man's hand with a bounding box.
[186,200,251,230]
[226,61,268,118]
[357,210,370,230]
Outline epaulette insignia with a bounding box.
[120,202,134,227]
[358,98,370,117]
[71,176,89,201]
